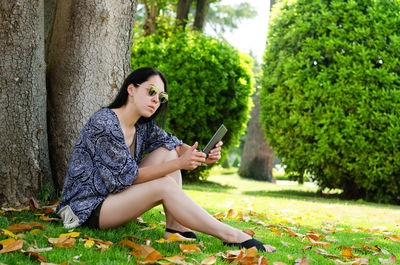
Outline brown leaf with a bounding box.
[0,239,24,253]
[119,240,140,250]
[384,235,400,243]
[163,255,186,263]
[294,254,309,265]
[273,262,288,265]
[21,250,47,262]
[85,235,113,246]
[29,197,41,211]
[179,244,201,254]
[124,235,152,245]
[6,223,32,233]
[29,222,46,230]
[242,228,255,237]
[129,244,156,258]
[201,255,216,265]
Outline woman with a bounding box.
[55,67,276,252]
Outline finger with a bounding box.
[215,141,223,147]
[191,142,198,151]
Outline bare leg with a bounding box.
[99,176,249,244]
[138,147,192,237]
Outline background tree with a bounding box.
[260,0,400,203]
[47,1,138,189]
[0,0,138,207]
[238,0,275,182]
[131,27,254,181]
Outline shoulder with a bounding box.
[82,108,122,140]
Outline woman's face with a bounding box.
[131,75,165,118]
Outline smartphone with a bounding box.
[202,124,228,156]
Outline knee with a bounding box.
[158,176,179,193]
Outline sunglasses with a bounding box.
[134,84,169,103]
[148,86,168,103]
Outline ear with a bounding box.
[127,84,135,96]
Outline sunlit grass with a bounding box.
[0,167,399,264]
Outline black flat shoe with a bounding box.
[223,238,276,252]
[165,228,199,240]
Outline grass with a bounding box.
[1,167,400,264]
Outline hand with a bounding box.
[205,141,223,164]
[178,142,206,170]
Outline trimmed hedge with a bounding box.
[132,28,254,181]
[260,0,400,203]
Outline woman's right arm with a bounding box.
[134,142,206,184]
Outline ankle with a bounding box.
[221,229,251,243]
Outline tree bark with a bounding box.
[176,0,192,29]
[193,0,210,31]
[0,0,49,206]
[239,94,275,182]
[47,0,138,189]
[142,0,157,36]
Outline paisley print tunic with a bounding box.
[55,108,182,227]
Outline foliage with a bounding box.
[132,24,254,181]
[260,0,400,203]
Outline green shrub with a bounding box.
[132,28,254,181]
[260,0,400,203]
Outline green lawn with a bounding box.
[0,167,399,264]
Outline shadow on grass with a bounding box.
[243,189,344,202]
[183,180,236,193]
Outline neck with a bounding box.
[113,104,140,129]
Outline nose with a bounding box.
[151,94,159,104]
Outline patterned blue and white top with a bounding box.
[55,108,182,228]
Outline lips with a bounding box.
[148,105,155,111]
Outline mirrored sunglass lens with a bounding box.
[149,86,158,96]
[159,93,168,103]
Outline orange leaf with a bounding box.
[0,239,24,253]
[227,209,236,218]
[167,233,195,242]
[129,244,156,258]
[273,262,288,265]
[242,228,255,237]
[341,249,355,259]
[119,240,140,250]
[0,238,16,247]
[179,244,201,253]
[139,250,163,264]
[384,235,400,243]
[6,223,32,233]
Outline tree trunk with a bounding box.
[193,0,210,31]
[176,0,193,29]
[47,0,138,189]
[0,0,50,207]
[142,0,157,36]
[239,94,275,182]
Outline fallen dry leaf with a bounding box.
[6,222,32,233]
[30,229,43,236]
[84,240,95,248]
[273,262,288,265]
[138,249,163,264]
[0,238,15,247]
[29,222,46,229]
[162,255,186,264]
[1,228,16,238]
[0,239,24,253]
[21,250,47,262]
[120,240,140,250]
[48,237,75,248]
[59,232,80,238]
[180,244,201,254]
[201,255,216,265]
[242,228,255,237]
[226,209,236,218]
[167,233,196,242]
[129,244,156,258]
[294,254,309,265]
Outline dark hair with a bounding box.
[108,67,168,124]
